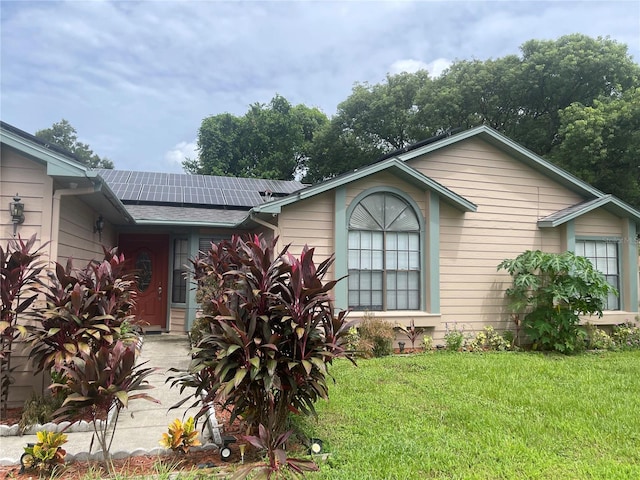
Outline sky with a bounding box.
[1,0,639,174]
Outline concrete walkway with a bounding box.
[0,334,220,465]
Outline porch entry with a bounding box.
[118,234,169,331]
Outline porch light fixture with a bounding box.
[93,215,104,241]
[10,193,25,236]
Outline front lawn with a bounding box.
[298,351,640,479]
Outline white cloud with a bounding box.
[426,58,452,78]
[389,59,429,75]
[164,141,198,171]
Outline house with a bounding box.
[2,120,639,404]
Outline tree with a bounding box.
[498,250,618,353]
[186,95,328,180]
[303,34,639,184]
[304,71,430,183]
[551,87,640,208]
[35,119,114,169]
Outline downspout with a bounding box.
[249,213,281,251]
[49,186,97,263]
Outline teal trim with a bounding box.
[565,220,575,252]
[185,231,200,331]
[624,221,638,312]
[428,191,440,314]
[334,187,348,310]
[253,157,476,215]
[396,125,605,200]
[345,186,427,312]
[1,128,89,177]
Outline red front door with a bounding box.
[118,234,169,330]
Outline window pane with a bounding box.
[607,258,618,274]
[584,241,595,257]
[386,250,397,269]
[398,233,408,250]
[372,291,383,309]
[607,242,617,258]
[348,272,359,289]
[398,271,408,289]
[596,242,606,257]
[409,233,419,250]
[409,252,420,269]
[348,250,360,269]
[348,231,360,249]
[372,250,383,269]
[372,271,383,290]
[372,232,383,249]
[396,290,408,309]
[361,232,371,249]
[360,272,371,290]
[398,251,409,269]
[361,251,371,269]
[386,233,397,250]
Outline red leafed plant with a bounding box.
[52,341,158,473]
[169,235,354,477]
[0,234,46,419]
[29,246,140,373]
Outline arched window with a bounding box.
[348,192,420,310]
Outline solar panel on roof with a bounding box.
[183,187,225,205]
[110,183,142,201]
[223,189,263,207]
[139,185,183,203]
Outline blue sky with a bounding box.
[2,0,639,173]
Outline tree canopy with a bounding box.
[185,95,328,180]
[35,119,114,169]
[192,34,640,207]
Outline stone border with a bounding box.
[0,441,220,466]
[0,404,117,437]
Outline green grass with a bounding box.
[296,351,640,480]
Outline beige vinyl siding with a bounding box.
[57,196,116,266]
[410,138,585,340]
[0,148,52,254]
[574,209,623,237]
[278,192,335,275]
[5,343,49,408]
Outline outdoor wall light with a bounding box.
[309,438,323,455]
[93,214,104,241]
[10,193,25,236]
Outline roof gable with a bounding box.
[538,195,640,228]
[253,157,477,214]
[395,125,605,200]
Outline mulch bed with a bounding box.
[0,405,259,479]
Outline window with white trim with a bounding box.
[172,238,188,304]
[575,239,620,310]
[348,192,420,310]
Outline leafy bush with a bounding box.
[444,324,466,351]
[357,313,394,357]
[396,319,423,350]
[22,430,67,475]
[52,341,158,472]
[0,234,46,419]
[18,392,64,433]
[467,326,512,352]
[160,417,201,454]
[498,250,617,354]
[168,235,354,448]
[421,334,433,352]
[583,323,615,350]
[29,247,140,373]
[611,322,640,350]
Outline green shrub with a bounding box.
[584,323,615,350]
[611,322,640,350]
[467,326,511,352]
[498,250,617,354]
[421,334,433,352]
[444,324,466,351]
[358,313,394,357]
[19,392,64,433]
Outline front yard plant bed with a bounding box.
[297,351,640,480]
